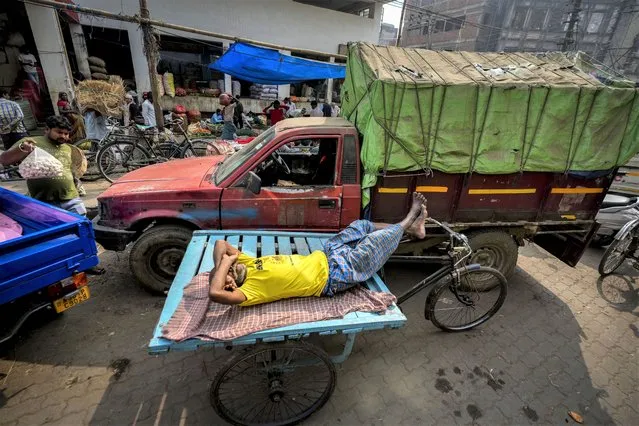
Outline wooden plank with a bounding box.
[277,236,292,255]
[148,235,207,353]
[226,235,240,251]
[293,237,310,255]
[198,236,216,273]
[242,235,258,257]
[369,274,392,292]
[307,237,325,253]
[261,236,276,256]
[194,229,336,239]
[161,310,407,352]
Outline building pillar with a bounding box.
[68,23,91,80]
[278,50,291,100]
[223,42,232,94]
[127,23,151,96]
[326,56,335,104]
[24,2,75,115]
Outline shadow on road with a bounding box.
[0,247,631,425]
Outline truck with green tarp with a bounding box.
[93,43,639,291]
[340,43,639,274]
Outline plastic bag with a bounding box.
[19,147,64,179]
[0,212,23,243]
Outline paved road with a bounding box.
[0,244,637,425]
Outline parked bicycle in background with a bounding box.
[76,117,208,183]
[598,196,639,276]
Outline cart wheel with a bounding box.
[210,342,336,426]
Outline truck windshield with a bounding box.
[214,128,277,185]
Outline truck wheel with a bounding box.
[129,225,194,295]
[467,230,518,288]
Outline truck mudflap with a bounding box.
[533,222,601,267]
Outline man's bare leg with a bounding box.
[321,193,428,294]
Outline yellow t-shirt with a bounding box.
[237,251,329,306]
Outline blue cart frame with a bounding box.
[149,230,407,425]
[149,230,407,358]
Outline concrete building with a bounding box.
[379,23,399,45]
[4,0,387,116]
[605,0,639,81]
[400,0,639,80]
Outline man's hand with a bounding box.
[224,274,237,291]
[209,252,246,305]
[0,139,35,166]
[18,139,36,153]
[222,253,238,266]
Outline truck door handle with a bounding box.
[319,199,337,209]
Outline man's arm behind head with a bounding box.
[209,244,246,305]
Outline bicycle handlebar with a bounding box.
[425,217,472,264]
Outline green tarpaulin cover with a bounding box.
[341,43,639,206]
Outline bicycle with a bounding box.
[392,217,508,331]
[598,198,639,276]
[95,118,209,183]
[0,164,22,181]
[73,116,125,182]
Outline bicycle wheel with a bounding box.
[74,139,101,181]
[0,165,22,181]
[211,342,336,426]
[156,142,182,160]
[425,265,507,332]
[181,139,212,157]
[598,233,634,276]
[96,140,152,183]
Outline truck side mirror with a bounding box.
[245,171,262,195]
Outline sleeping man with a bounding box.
[209,193,428,306]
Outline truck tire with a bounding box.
[129,225,194,295]
[467,230,518,285]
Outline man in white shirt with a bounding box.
[282,97,297,117]
[309,100,323,117]
[18,48,39,87]
[141,92,157,127]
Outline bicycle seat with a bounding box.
[601,194,637,209]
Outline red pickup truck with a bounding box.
[94,117,607,293]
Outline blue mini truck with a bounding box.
[0,187,99,343]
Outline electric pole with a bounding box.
[561,0,582,51]
[396,0,408,47]
[139,0,164,128]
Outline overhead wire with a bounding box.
[376,0,509,32]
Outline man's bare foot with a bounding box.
[406,205,427,239]
[401,192,427,234]
[408,192,425,219]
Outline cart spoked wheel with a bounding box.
[211,342,336,426]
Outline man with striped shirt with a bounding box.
[0,89,27,151]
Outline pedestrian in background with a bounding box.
[309,100,323,117]
[0,89,28,151]
[219,93,237,140]
[141,92,156,127]
[262,100,289,126]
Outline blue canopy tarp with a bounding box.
[209,42,346,85]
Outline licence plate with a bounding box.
[53,286,90,313]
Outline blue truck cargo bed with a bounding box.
[0,187,99,305]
